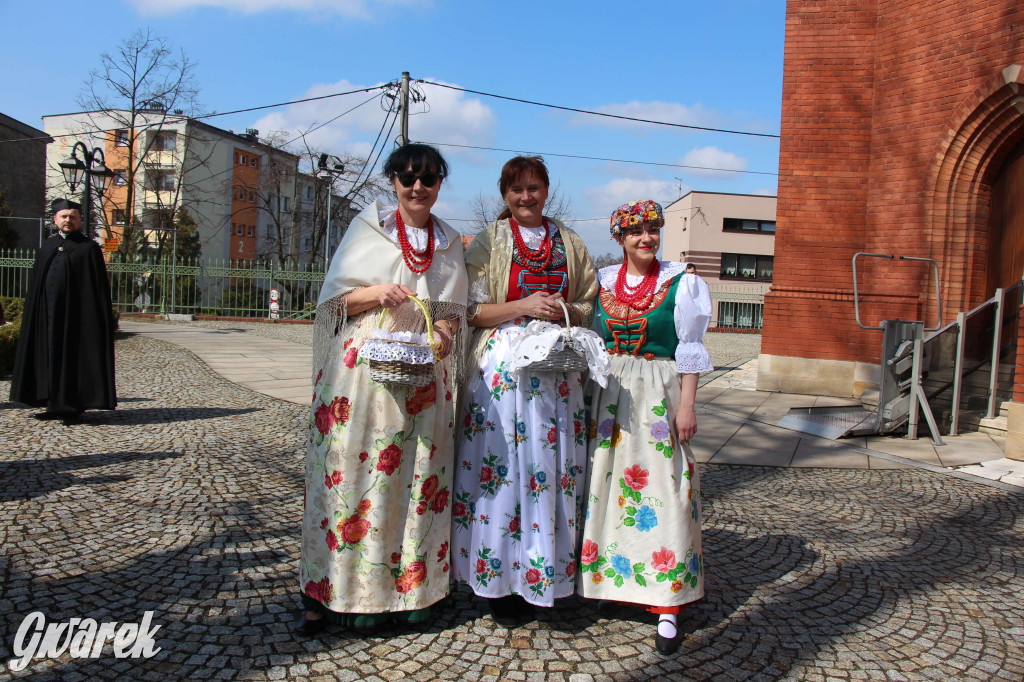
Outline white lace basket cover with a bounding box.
[358,296,440,387]
[506,300,610,387]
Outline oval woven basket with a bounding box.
[366,295,441,388]
[526,299,589,374]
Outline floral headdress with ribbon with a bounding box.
[609,199,665,239]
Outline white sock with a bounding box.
[657,614,677,638]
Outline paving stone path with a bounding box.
[1,331,1022,680]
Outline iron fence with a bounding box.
[0,248,769,325]
[0,248,327,319]
[708,282,769,330]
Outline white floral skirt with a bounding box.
[452,322,588,606]
[300,333,455,615]
[578,355,704,608]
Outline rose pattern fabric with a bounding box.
[578,352,704,607]
[300,320,455,615]
[452,322,587,606]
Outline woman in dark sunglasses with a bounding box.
[297,143,469,635]
[452,156,598,627]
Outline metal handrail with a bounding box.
[853,253,942,331]
[945,280,1023,434]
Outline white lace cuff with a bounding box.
[676,341,713,374]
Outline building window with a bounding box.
[723,218,776,233]
[115,129,129,147]
[250,157,258,168]
[240,153,248,166]
[304,237,311,250]
[113,170,127,186]
[237,224,244,236]
[149,171,175,192]
[280,196,289,211]
[306,185,313,199]
[717,302,764,329]
[247,225,254,237]
[112,209,126,225]
[249,191,255,203]
[720,253,773,281]
[152,132,176,151]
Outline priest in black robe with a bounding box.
[10,198,116,425]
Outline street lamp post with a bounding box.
[317,154,345,267]
[59,142,116,239]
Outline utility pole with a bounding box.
[398,71,411,147]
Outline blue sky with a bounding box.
[1,0,785,256]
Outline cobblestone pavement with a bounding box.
[2,331,1023,681]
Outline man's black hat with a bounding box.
[51,198,82,213]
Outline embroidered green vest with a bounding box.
[596,273,681,358]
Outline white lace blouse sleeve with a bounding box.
[674,274,714,374]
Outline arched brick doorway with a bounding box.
[927,65,1024,315]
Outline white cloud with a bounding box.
[568,100,724,134]
[575,177,681,253]
[246,78,495,166]
[678,146,748,177]
[583,177,680,216]
[126,0,416,17]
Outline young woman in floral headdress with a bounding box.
[578,199,712,655]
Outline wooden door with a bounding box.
[988,139,1024,293]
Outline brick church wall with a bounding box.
[764,0,1024,367]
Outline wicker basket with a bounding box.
[365,295,441,388]
[527,299,589,374]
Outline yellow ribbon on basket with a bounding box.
[378,294,442,362]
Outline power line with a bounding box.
[419,140,779,177]
[1,84,390,145]
[417,80,781,139]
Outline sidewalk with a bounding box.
[121,319,1024,490]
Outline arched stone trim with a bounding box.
[927,65,1024,316]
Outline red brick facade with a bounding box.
[764,0,1024,369]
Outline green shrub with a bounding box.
[1,296,24,325]
[0,321,19,375]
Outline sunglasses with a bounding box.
[395,171,440,188]
[623,225,662,237]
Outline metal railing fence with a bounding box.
[708,282,769,330]
[0,248,327,319]
[0,249,770,325]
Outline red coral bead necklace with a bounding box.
[395,209,434,274]
[510,217,553,273]
[615,259,660,311]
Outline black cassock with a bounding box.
[10,232,117,413]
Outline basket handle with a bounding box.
[556,298,572,329]
[377,294,442,361]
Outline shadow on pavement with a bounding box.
[0,451,182,502]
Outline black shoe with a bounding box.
[294,615,327,636]
[655,627,682,655]
[514,595,535,621]
[488,596,521,627]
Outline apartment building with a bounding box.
[43,108,300,262]
[661,191,777,328]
